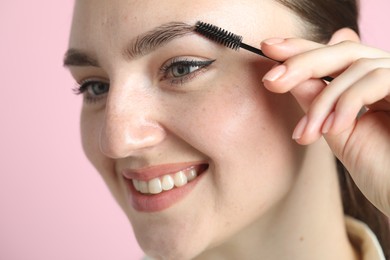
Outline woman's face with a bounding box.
[67,0,306,259]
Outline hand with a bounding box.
[261,33,390,216]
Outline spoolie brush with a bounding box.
[194,21,333,82]
[195,21,271,60]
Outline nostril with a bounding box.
[99,118,166,159]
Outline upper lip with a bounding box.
[121,161,208,181]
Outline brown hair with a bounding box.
[274,0,390,258]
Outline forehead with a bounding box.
[70,0,263,38]
[69,0,302,61]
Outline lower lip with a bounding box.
[126,169,206,212]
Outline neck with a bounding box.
[196,138,359,260]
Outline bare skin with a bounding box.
[65,0,389,259]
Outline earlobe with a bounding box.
[327,27,360,45]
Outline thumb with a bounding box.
[289,79,327,113]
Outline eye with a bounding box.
[160,57,216,86]
[74,80,110,103]
[171,63,199,77]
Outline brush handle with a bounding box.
[240,42,277,62]
[239,42,333,82]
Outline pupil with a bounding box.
[174,65,189,76]
[92,83,107,94]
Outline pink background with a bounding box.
[0,1,389,259]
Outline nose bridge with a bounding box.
[99,77,165,158]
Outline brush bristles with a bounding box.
[195,21,242,50]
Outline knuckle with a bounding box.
[337,91,353,107]
[351,57,373,70]
[336,90,362,115]
[368,67,389,78]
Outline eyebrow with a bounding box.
[63,49,99,67]
[63,22,195,67]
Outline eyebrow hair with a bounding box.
[63,22,195,67]
[126,22,194,59]
[63,49,99,67]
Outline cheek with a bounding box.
[80,109,104,169]
[80,109,127,208]
[196,78,303,189]
[164,65,303,164]
[161,68,305,229]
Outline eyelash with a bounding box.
[74,57,215,103]
[159,58,215,85]
[73,79,109,104]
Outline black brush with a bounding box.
[194,21,333,82]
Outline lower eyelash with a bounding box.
[167,68,204,85]
[160,59,216,85]
[72,85,85,95]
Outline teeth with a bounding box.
[132,167,199,195]
[162,175,175,191]
[187,168,197,181]
[174,171,188,187]
[139,181,149,194]
[132,179,140,191]
[148,178,162,194]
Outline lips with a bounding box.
[122,163,208,212]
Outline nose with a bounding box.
[99,81,166,159]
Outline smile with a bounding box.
[122,163,208,212]
[132,167,198,195]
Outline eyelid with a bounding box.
[160,56,211,70]
[77,77,108,86]
[73,77,110,105]
[74,77,109,94]
[159,56,216,86]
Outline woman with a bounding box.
[64,0,390,259]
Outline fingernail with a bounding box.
[263,38,285,45]
[263,65,287,82]
[292,115,308,140]
[322,112,335,134]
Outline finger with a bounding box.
[328,67,390,135]
[289,79,327,112]
[262,41,390,93]
[261,38,325,61]
[294,62,390,144]
[287,79,327,144]
[297,58,390,141]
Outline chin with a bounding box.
[138,236,206,260]
[131,216,212,260]
[144,250,197,260]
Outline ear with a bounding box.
[327,27,360,45]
